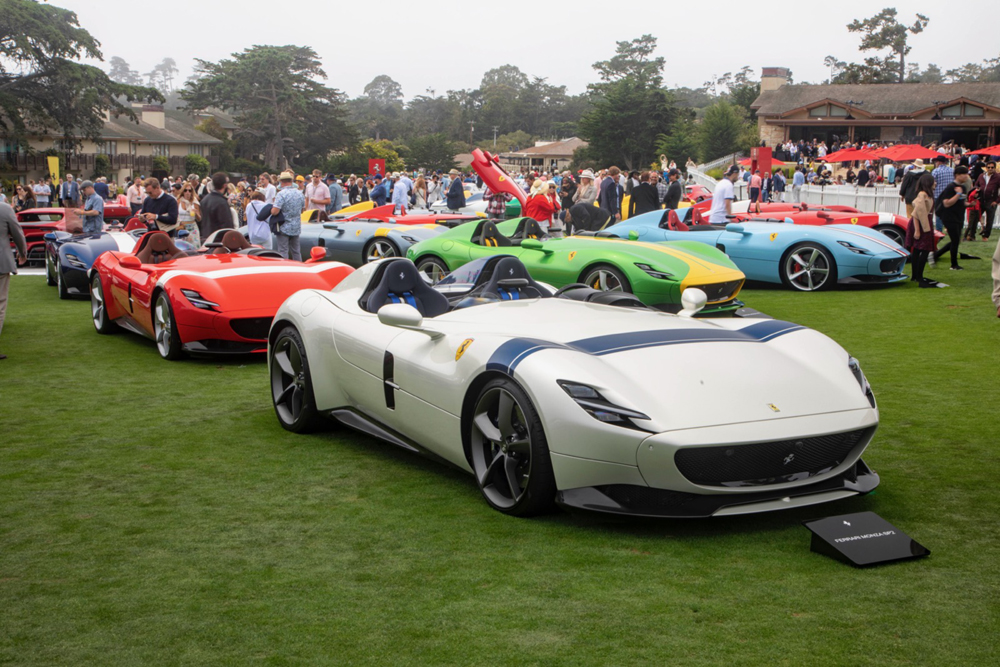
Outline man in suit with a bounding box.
[0,202,28,359]
[60,174,80,208]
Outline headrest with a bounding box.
[221,230,251,251]
[493,256,530,280]
[149,233,173,253]
[387,261,422,292]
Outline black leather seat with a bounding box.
[471,220,512,247]
[509,217,547,242]
[364,259,451,317]
[479,256,547,301]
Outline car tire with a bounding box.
[416,256,449,285]
[91,273,118,334]
[270,325,324,433]
[581,264,632,293]
[56,261,70,300]
[875,224,905,247]
[469,378,556,517]
[363,238,400,264]
[45,250,56,286]
[152,292,184,360]
[780,242,837,292]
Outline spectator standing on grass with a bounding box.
[663,169,683,210]
[792,166,805,203]
[12,185,35,213]
[628,172,660,218]
[305,170,331,213]
[972,161,998,242]
[327,174,343,213]
[524,180,557,231]
[483,186,511,219]
[258,173,276,204]
[0,202,27,360]
[270,171,304,261]
[899,161,924,219]
[176,184,201,248]
[933,165,970,271]
[773,169,786,202]
[559,171,577,210]
[245,191,272,249]
[909,172,937,288]
[708,165,740,224]
[34,178,51,208]
[370,174,388,207]
[931,155,954,233]
[599,166,623,221]
[445,169,465,212]
[574,170,598,206]
[391,173,409,215]
[425,175,442,206]
[74,180,104,234]
[126,178,144,215]
[139,178,179,236]
[748,170,762,203]
[198,173,232,240]
[94,178,110,200]
[412,176,428,210]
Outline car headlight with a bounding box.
[848,356,876,408]
[634,263,674,280]
[837,241,872,255]
[401,235,419,244]
[558,380,652,431]
[181,288,220,311]
[65,253,87,269]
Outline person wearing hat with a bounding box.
[74,180,105,234]
[663,168,683,210]
[370,174,389,207]
[931,155,954,233]
[270,171,305,261]
[573,169,597,206]
[446,169,465,212]
[708,165,741,225]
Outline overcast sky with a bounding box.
[59,0,996,99]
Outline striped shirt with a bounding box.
[932,165,954,200]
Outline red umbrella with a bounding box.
[819,148,880,163]
[875,144,947,161]
[738,156,786,167]
[968,144,1000,156]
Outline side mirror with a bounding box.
[725,223,747,234]
[378,303,424,329]
[43,232,57,242]
[120,255,142,269]
[679,288,707,318]
[308,246,327,262]
[628,230,639,241]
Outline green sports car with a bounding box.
[406,217,746,314]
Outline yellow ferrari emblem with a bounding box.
[499,175,506,182]
[374,227,389,237]
[568,251,577,261]
[455,338,474,361]
[768,403,780,412]
[851,217,859,224]
[769,232,778,242]
[355,229,362,236]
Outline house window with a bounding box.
[942,104,962,118]
[151,144,170,157]
[828,105,848,117]
[808,105,828,117]
[95,141,118,155]
[963,104,984,117]
[188,144,205,156]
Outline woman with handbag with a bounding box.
[909,173,937,288]
[247,191,273,249]
[177,185,202,248]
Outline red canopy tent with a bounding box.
[819,148,880,163]
[967,144,1000,156]
[874,144,944,162]
[738,156,786,167]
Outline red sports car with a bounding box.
[16,204,132,264]
[89,230,353,360]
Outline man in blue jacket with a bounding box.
[599,166,623,221]
[370,174,388,206]
[59,174,80,208]
[446,168,465,212]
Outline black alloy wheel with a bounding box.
[469,378,555,516]
[270,326,323,433]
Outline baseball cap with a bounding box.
[295,175,305,181]
[725,165,740,176]
[668,168,680,177]
[80,180,94,189]
[933,155,948,163]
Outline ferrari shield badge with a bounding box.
[356,229,362,236]
[768,403,780,412]
[568,251,577,261]
[769,232,779,242]
[456,338,474,361]
[498,176,506,182]
[851,217,859,224]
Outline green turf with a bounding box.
[1,242,998,666]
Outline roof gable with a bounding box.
[753,83,1000,117]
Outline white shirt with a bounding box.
[260,183,277,204]
[708,178,736,224]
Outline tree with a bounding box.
[108,56,142,86]
[326,139,404,175]
[195,117,236,172]
[349,75,405,141]
[655,119,701,170]
[182,45,354,170]
[405,134,459,172]
[907,63,944,84]
[152,155,170,172]
[823,56,846,84]
[92,154,110,180]
[493,130,534,154]
[0,0,160,147]
[847,8,929,84]
[184,154,211,178]
[699,101,754,162]
[591,34,664,87]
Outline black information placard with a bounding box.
[803,511,929,567]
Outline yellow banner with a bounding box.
[47,156,60,182]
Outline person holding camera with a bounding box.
[934,165,971,271]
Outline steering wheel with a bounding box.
[554,283,591,297]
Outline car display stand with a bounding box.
[804,511,930,568]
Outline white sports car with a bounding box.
[268,256,880,518]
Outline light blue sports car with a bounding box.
[599,209,909,291]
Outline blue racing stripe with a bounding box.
[486,321,806,373]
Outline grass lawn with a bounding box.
[1,241,998,666]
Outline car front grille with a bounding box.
[687,279,743,304]
[674,427,873,487]
[880,258,905,274]
[229,317,272,340]
[596,485,702,513]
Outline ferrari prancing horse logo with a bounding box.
[769,233,778,242]
[356,229,362,236]
[568,251,577,261]
[768,403,780,412]
[850,217,859,224]
[456,338,474,361]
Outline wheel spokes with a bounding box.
[288,341,302,375]
[480,449,504,487]
[504,456,522,498]
[474,411,502,443]
[273,347,295,378]
[497,391,515,439]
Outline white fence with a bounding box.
[688,168,904,215]
[698,153,742,173]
